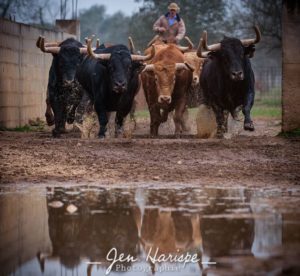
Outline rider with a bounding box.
[153,3,186,44]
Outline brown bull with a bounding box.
[141,44,193,137]
[184,51,205,88]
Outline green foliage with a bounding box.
[0,118,46,132]
[0,125,32,132]
[251,106,281,118]
[279,129,300,138]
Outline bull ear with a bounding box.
[244,44,256,58]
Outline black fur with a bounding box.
[76,45,144,138]
[200,37,256,137]
[47,38,85,137]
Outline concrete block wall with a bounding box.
[0,18,74,128]
[282,4,300,132]
[0,190,51,275]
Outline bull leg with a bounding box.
[129,99,137,131]
[149,105,160,137]
[115,94,136,138]
[173,97,187,137]
[51,98,67,138]
[243,89,255,131]
[45,93,54,126]
[66,85,84,124]
[45,65,56,126]
[160,109,169,123]
[223,110,229,133]
[94,98,108,138]
[213,106,226,138]
[181,105,191,133]
[74,91,91,124]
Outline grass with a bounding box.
[0,118,46,132]
[251,105,281,118]
[278,128,300,138]
[0,125,32,132]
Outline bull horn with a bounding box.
[176,45,191,53]
[184,36,194,49]
[142,64,155,73]
[241,25,261,46]
[87,38,111,60]
[80,47,88,54]
[128,36,136,54]
[196,38,210,58]
[131,45,155,61]
[39,36,60,54]
[175,62,194,71]
[201,31,221,51]
[37,36,61,48]
[147,35,161,47]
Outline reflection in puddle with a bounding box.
[0,186,300,275]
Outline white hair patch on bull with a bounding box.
[196,104,217,138]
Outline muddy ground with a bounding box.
[0,117,299,187]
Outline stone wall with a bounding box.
[282,3,300,131]
[0,18,74,128]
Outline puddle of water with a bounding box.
[0,185,300,276]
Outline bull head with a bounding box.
[197,25,261,55]
[197,26,261,81]
[36,36,88,54]
[142,62,194,104]
[86,38,155,61]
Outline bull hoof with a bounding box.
[45,113,54,126]
[66,117,75,124]
[216,132,224,139]
[244,121,255,131]
[98,134,105,139]
[52,129,61,138]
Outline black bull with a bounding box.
[76,42,154,138]
[198,27,261,138]
[36,37,87,137]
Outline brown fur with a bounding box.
[141,44,192,137]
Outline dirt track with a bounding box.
[0,118,299,187]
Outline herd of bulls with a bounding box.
[36,26,261,139]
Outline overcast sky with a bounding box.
[76,0,142,16]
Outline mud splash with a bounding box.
[0,185,300,275]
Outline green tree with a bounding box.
[79,5,130,45]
